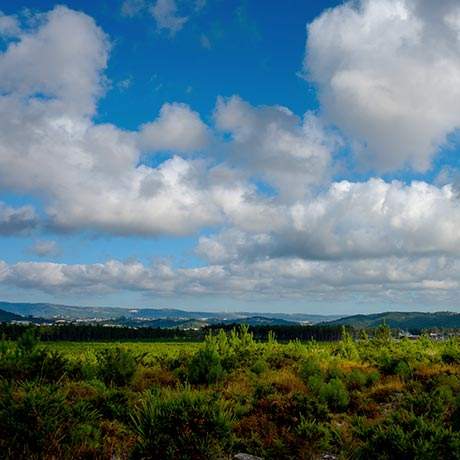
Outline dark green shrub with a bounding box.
[394,360,412,379]
[319,377,349,411]
[299,358,322,381]
[131,388,233,460]
[335,327,359,360]
[251,359,268,375]
[346,368,368,390]
[188,345,224,385]
[441,341,460,364]
[296,416,333,452]
[96,347,137,387]
[0,381,101,459]
[353,411,460,459]
[0,331,68,382]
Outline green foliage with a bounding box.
[188,343,224,384]
[441,339,460,364]
[188,326,261,384]
[336,326,360,360]
[353,411,460,459]
[1,328,460,458]
[346,368,369,390]
[250,359,268,375]
[299,356,322,381]
[0,330,69,382]
[374,322,392,344]
[96,347,137,387]
[296,416,333,452]
[0,381,101,459]
[319,377,350,411]
[131,388,233,460]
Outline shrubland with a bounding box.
[1,324,460,459]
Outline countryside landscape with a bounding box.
[2,0,460,458]
[3,301,460,458]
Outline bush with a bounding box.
[319,377,349,411]
[0,381,101,459]
[0,331,69,382]
[296,416,333,453]
[131,388,233,460]
[345,368,368,390]
[188,345,224,385]
[299,357,322,381]
[96,347,137,387]
[441,340,460,364]
[353,411,460,460]
[250,359,268,375]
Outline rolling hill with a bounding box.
[0,308,24,322]
[0,301,337,325]
[327,311,460,329]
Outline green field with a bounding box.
[2,325,460,459]
[42,340,201,363]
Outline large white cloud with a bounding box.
[0,6,109,116]
[1,256,460,308]
[215,95,336,200]
[198,179,460,262]
[139,102,209,153]
[0,6,237,236]
[306,0,460,171]
[4,4,460,307]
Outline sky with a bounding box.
[1,0,460,314]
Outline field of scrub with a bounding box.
[2,325,460,459]
[41,340,201,363]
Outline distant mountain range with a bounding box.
[0,301,339,328]
[326,311,460,329]
[2,301,460,330]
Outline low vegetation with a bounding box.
[1,324,460,459]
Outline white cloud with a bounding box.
[29,240,59,257]
[4,4,460,307]
[0,11,20,37]
[139,102,209,153]
[0,7,231,236]
[121,0,147,17]
[0,202,38,236]
[215,95,337,200]
[0,6,109,116]
[306,0,460,171]
[198,179,460,262]
[2,256,460,308]
[150,0,188,35]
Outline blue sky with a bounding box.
[1,0,460,313]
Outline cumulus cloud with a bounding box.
[0,6,237,236]
[4,4,460,307]
[0,202,38,236]
[0,6,109,116]
[150,0,188,35]
[2,256,460,307]
[198,179,460,262]
[215,96,336,200]
[306,0,460,171]
[0,11,20,37]
[139,103,209,153]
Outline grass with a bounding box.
[42,341,201,363]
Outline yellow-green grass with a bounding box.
[42,341,201,363]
